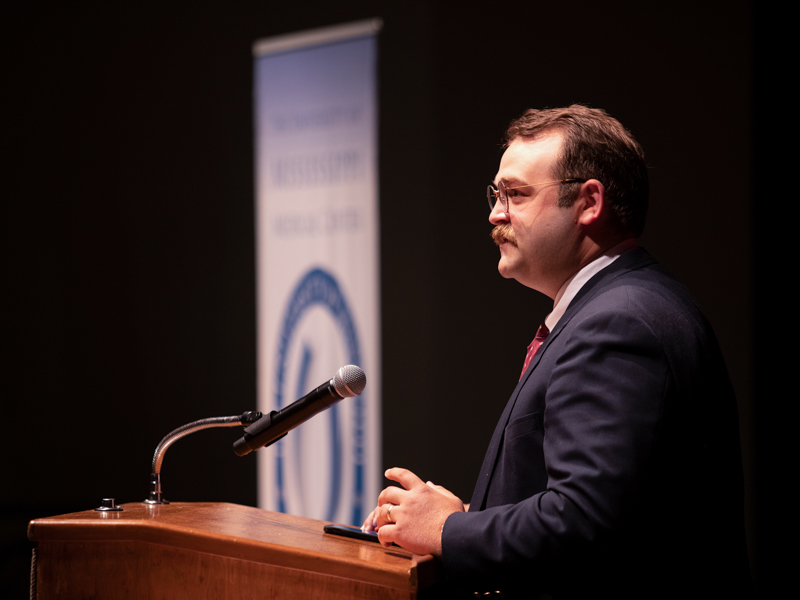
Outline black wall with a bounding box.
[5,1,782,597]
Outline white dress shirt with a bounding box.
[544,238,639,332]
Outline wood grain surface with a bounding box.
[29,502,440,599]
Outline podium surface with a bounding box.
[28,502,440,599]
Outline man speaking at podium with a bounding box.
[363,106,751,598]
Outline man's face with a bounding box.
[490,133,582,298]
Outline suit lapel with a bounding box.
[469,248,656,510]
[469,374,526,509]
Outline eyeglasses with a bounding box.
[487,178,587,214]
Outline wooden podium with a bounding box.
[28,502,441,599]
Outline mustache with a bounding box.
[491,224,517,246]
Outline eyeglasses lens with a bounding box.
[487,183,506,213]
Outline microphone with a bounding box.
[233,365,366,456]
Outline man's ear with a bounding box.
[575,179,605,226]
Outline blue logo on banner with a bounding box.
[274,268,364,524]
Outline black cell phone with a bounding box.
[323,523,380,543]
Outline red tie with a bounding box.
[520,323,549,380]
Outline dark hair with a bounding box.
[505,105,649,237]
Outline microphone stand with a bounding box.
[144,411,262,505]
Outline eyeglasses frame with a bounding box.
[487,178,588,214]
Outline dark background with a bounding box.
[3,1,785,597]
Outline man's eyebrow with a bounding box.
[499,176,530,188]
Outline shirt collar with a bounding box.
[544,238,638,331]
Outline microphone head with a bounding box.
[333,365,366,398]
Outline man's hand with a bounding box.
[361,467,465,556]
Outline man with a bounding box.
[364,106,751,598]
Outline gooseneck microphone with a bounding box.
[233,365,366,456]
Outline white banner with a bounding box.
[253,20,381,526]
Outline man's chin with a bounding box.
[497,258,517,280]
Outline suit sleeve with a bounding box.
[441,292,670,581]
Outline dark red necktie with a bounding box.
[520,323,549,380]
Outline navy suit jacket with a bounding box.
[441,248,750,599]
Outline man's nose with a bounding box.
[489,201,509,225]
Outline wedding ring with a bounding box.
[386,504,395,523]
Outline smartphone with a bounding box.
[323,523,380,543]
